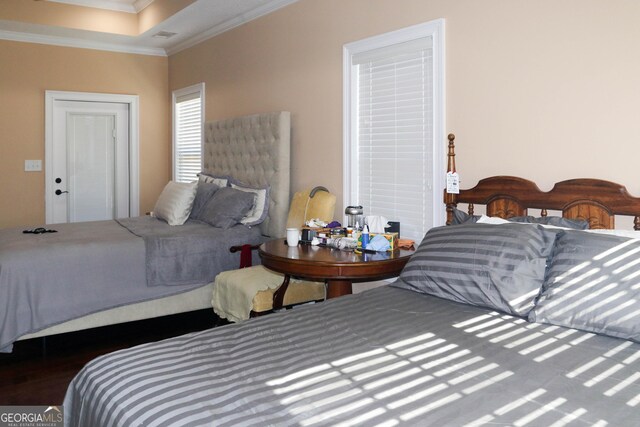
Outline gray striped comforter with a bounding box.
[64,286,640,426]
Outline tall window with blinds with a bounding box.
[172,83,205,183]
[344,20,445,242]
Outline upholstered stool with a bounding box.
[212,265,325,323]
[212,186,335,323]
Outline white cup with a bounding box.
[286,228,300,247]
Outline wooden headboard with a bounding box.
[445,134,640,230]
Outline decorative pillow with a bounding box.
[450,207,480,224]
[530,230,640,342]
[451,202,588,230]
[392,223,556,316]
[476,215,510,225]
[197,187,256,229]
[198,173,229,188]
[189,182,220,220]
[229,179,270,226]
[153,181,197,226]
[508,215,588,230]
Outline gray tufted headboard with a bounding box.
[203,111,290,238]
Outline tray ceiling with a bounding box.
[1,0,299,56]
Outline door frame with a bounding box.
[45,90,140,223]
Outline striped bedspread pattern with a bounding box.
[64,286,640,426]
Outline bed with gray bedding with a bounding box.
[64,285,640,426]
[0,218,263,353]
[0,111,291,351]
[63,220,640,426]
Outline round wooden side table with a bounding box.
[259,239,415,299]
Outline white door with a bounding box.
[49,100,130,223]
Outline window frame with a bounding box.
[342,19,446,238]
[172,82,205,183]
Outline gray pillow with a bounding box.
[508,215,588,229]
[450,207,480,224]
[530,230,640,342]
[197,187,256,229]
[451,207,588,230]
[190,182,220,220]
[392,223,556,316]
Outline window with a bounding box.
[172,83,205,183]
[343,19,445,242]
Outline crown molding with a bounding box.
[45,0,154,13]
[133,0,154,12]
[46,0,140,13]
[0,28,166,56]
[165,0,299,56]
[2,0,299,57]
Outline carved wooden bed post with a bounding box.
[445,133,457,225]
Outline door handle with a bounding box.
[55,189,69,196]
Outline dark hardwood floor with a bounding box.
[0,309,222,405]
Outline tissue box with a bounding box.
[372,232,399,250]
[357,232,399,251]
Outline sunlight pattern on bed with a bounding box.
[64,286,640,426]
[454,308,640,421]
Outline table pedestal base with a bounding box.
[326,280,352,299]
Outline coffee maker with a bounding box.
[344,205,364,229]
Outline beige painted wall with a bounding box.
[0,40,169,228]
[169,0,640,228]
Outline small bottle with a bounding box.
[361,224,370,249]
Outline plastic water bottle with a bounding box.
[361,224,370,249]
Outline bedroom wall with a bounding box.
[168,0,640,228]
[0,40,169,228]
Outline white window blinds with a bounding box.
[352,36,436,242]
[173,85,204,183]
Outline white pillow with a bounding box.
[198,173,229,187]
[153,181,197,226]
[476,215,510,225]
[230,180,270,226]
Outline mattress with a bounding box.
[64,285,640,426]
[0,217,263,352]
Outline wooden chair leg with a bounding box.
[272,274,291,310]
[250,310,270,317]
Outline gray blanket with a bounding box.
[0,218,264,352]
[116,217,264,287]
[64,285,640,426]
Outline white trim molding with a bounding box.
[45,90,140,222]
[343,18,446,231]
[0,29,166,57]
[172,83,205,182]
[45,0,149,13]
[165,0,300,55]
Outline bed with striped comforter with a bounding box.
[64,285,640,426]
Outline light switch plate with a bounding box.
[25,160,42,172]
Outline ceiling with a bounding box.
[0,0,299,56]
[46,1,153,13]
